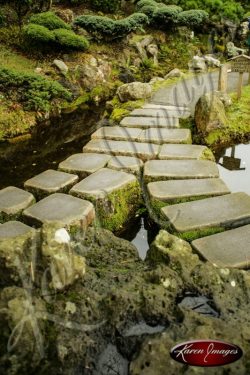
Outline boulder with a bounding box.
[117,82,152,102]
[53,59,69,75]
[195,92,228,134]
[226,42,246,57]
[214,91,232,108]
[189,55,207,71]
[54,8,74,24]
[204,55,221,67]
[164,68,184,79]
[77,56,112,91]
[147,44,159,66]
[149,77,164,85]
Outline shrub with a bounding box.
[92,0,121,13]
[53,28,89,50]
[177,10,209,27]
[74,13,149,40]
[136,0,182,26]
[0,68,71,112]
[29,11,71,30]
[23,24,55,44]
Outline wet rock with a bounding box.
[195,92,228,135]
[117,82,152,102]
[53,59,69,75]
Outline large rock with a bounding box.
[53,59,69,75]
[117,82,152,102]
[189,55,207,71]
[204,55,221,67]
[164,68,184,79]
[77,56,112,91]
[195,92,228,134]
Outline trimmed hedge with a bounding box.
[136,0,183,26]
[74,13,149,40]
[53,28,89,50]
[23,24,55,43]
[0,68,71,111]
[29,11,71,30]
[177,10,209,27]
[92,0,121,13]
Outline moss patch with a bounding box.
[176,226,225,242]
[205,86,250,148]
[108,96,145,122]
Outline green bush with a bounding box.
[53,28,89,50]
[136,0,183,26]
[23,24,55,44]
[92,0,121,13]
[29,11,71,30]
[74,13,149,40]
[177,10,209,27]
[0,68,71,112]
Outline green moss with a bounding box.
[205,86,250,148]
[109,96,145,122]
[177,226,225,242]
[88,180,141,232]
[200,147,215,161]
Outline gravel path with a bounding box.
[151,70,249,114]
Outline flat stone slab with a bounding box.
[0,186,35,222]
[23,193,95,228]
[58,153,111,178]
[139,128,192,145]
[144,160,219,181]
[143,104,189,113]
[120,116,179,129]
[130,108,190,118]
[91,126,142,142]
[147,178,230,202]
[158,144,212,160]
[161,192,250,234]
[0,221,35,240]
[107,156,143,174]
[83,139,159,161]
[70,168,137,199]
[24,169,78,198]
[192,224,250,269]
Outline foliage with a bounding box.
[53,28,89,50]
[92,0,121,13]
[23,23,55,43]
[137,0,183,27]
[0,68,71,112]
[177,10,209,27]
[29,11,71,30]
[74,13,149,40]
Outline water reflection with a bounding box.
[216,143,250,194]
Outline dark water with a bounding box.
[216,143,250,195]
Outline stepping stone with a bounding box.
[0,221,37,284]
[120,116,179,129]
[91,126,142,142]
[192,225,250,269]
[0,186,35,223]
[144,160,219,182]
[130,108,190,118]
[83,139,159,161]
[24,169,79,199]
[107,156,143,174]
[158,144,214,160]
[161,192,250,239]
[139,128,192,145]
[58,153,111,178]
[143,104,189,113]
[23,193,95,229]
[70,168,140,231]
[147,178,230,203]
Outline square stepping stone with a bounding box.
[192,224,250,269]
[139,128,192,145]
[144,160,219,182]
[130,108,190,118]
[161,192,250,240]
[107,156,143,174]
[0,186,35,223]
[70,168,140,231]
[24,169,79,199]
[0,221,37,284]
[158,144,214,160]
[91,127,142,142]
[23,193,95,229]
[83,139,159,161]
[120,116,179,129]
[142,104,189,114]
[147,178,230,203]
[58,153,111,178]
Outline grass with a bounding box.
[0,45,37,72]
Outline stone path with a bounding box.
[1,72,250,268]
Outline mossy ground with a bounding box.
[108,97,145,122]
[177,226,225,242]
[205,85,250,149]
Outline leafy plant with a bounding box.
[92,0,121,13]
[0,68,71,112]
[53,28,89,50]
[177,10,209,27]
[29,11,71,30]
[23,23,55,43]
